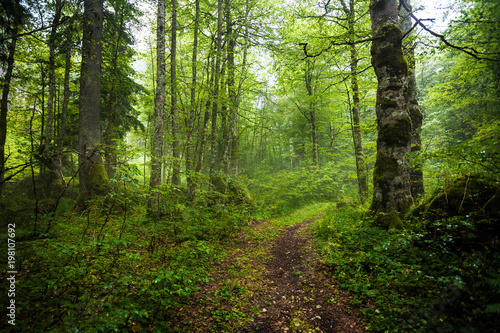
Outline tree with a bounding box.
[342,0,369,203]
[101,0,144,179]
[368,0,412,228]
[148,0,166,217]
[77,0,108,205]
[0,0,27,198]
[400,0,424,200]
[209,0,224,178]
[170,0,180,186]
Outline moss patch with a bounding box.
[374,212,404,229]
[378,115,412,147]
[371,23,408,76]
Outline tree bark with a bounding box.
[148,0,166,217]
[59,23,73,152]
[304,58,319,167]
[45,0,63,154]
[170,0,180,186]
[346,0,368,203]
[369,0,413,228]
[209,0,223,178]
[186,0,200,192]
[77,0,108,207]
[401,0,424,200]
[103,4,125,180]
[0,2,22,197]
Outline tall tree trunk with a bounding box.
[209,0,223,178]
[103,5,125,180]
[222,0,237,175]
[369,0,412,228]
[0,2,22,198]
[77,0,107,208]
[401,0,424,200]
[229,0,251,175]
[59,23,73,153]
[195,52,214,174]
[45,0,62,154]
[170,0,180,186]
[186,0,200,192]
[148,0,166,217]
[346,0,368,203]
[304,58,319,167]
[44,0,66,191]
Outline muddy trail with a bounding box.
[174,216,366,332]
[243,218,365,332]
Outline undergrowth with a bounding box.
[314,206,500,332]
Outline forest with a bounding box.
[0,0,499,331]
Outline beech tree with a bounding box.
[368,0,412,228]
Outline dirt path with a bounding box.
[242,218,365,332]
[175,216,366,332]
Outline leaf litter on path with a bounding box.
[174,216,366,332]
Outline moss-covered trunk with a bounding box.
[369,0,413,228]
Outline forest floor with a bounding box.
[173,210,367,332]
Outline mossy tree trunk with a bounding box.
[77,0,108,207]
[369,0,413,228]
[148,0,166,218]
[401,0,424,200]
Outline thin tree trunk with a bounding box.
[346,0,368,203]
[59,23,72,152]
[401,0,424,200]
[171,0,180,186]
[42,0,66,194]
[304,58,319,167]
[103,5,126,180]
[186,0,200,192]
[0,4,21,197]
[195,51,214,174]
[209,0,223,179]
[45,0,62,154]
[369,0,412,228]
[148,0,166,217]
[222,0,236,175]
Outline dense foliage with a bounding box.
[1,0,499,331]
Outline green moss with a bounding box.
[372,152,399,185]
[379,115,412,147]
[371,24,408,75]
[85,162,109,196]
[375,212,404,229]
[380,98,398,109]
[414,175,500,220]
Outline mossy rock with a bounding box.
[413,175,499,220]
[412,175,500,248]
[372,212,405,229]
[209,172,254,206]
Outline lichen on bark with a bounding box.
[369,0,413,228]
